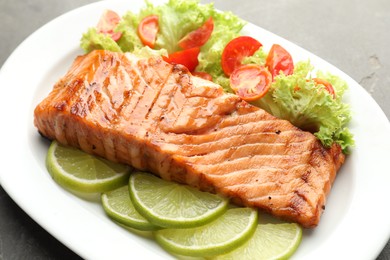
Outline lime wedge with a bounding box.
[214,223,302,260]
[155,207,258,257]
[129,171,228,228]
[46,141,131,193]
[101,185,160,231]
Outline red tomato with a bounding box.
[230,64,272,101]
[221,36,263,76]
[313,78,336,98]
[96,10,122,41]
[265,44,294,79]
[192,71,213,81]
[163,47,200,72]
[138,15,159,48]
[178,17,214,49]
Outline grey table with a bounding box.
[0,0,389,259]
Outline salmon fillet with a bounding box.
[34,50,344,228]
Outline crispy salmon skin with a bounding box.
[34,50,344,228]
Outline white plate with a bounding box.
[0,1,389,259]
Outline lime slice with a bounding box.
[46,141,131,193]
[101,185,159,231]
[155,207,258,257]
[214,223,302,260]
[129,171,229,228]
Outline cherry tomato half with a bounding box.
[265,44,294,79]
[163,47,201,72]
[313,78,336,98]
[178,17,214,49]
[192,71,213,81]
[230,64,272,102]
[221,36,263,76]
[138,15,159,48]
[96,10,122,41]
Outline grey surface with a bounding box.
[0,0,389,259]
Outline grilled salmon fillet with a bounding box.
[34,50,344,228]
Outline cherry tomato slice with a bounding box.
[221,36,262,76]
[265,44,294,79]
[96,10,122,41]
[192,71,213,81]
[178,17,214,49]
[138,15,159,48]
[163,47,200,72]
[313,78,336,98]
[230,64,272,102]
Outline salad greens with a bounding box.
[252,61,354,153]
[80,0,354,153]
[81,28,122,53]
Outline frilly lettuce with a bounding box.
[114,11,144,52]
[133,46,168,58]
[242,47,267,66]
[80,10,143,53]
[252,60,354,153]
[139,0,214,54]
[80,28,122,53]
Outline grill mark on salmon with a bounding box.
[158,131,309,158]
[34,50,345,228]
[161,120,304,146]
[189,153,313,178]
[180,139,314,165]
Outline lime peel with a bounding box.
[155,207,258,257]
[46,141,131,193]
[214,223,303,260]
[129,171,229,228]
[101,185,160,231]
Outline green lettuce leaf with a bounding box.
[115,11,144,52]
[80,11,143,53]
[133,46,168,58]
[242,47,267,66]
[139,0,214,54]
[80,28,122,53]
[252,61,354,153]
